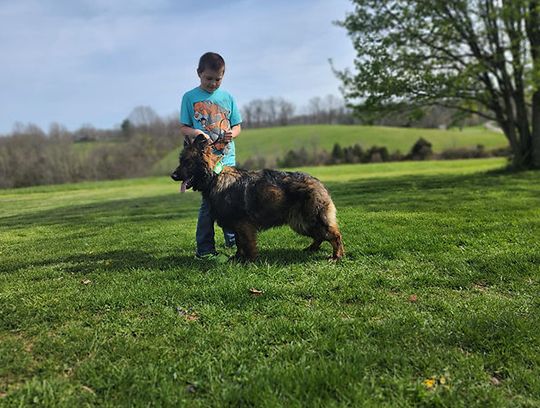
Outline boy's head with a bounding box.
[197,52,225,93]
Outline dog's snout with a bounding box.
[170,170,181,181]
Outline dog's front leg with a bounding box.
[234,222,258,262]
[232,232,245,260]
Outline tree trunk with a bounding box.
[532,91,540,168]
[527,0,540,168]
[503,125,528,170]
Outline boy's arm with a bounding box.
[179,93,209,142]
[180,125,209,142]
[223,124,241,143]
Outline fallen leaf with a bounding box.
[176,306,199,322]
[409,294,418,303]
[185,313,199,322]
[81,385,96,394]
[249,288,264,296]
[473,282,489,291]
[186,384,197,393]
[490,376,501,386]
[81,279,91,285]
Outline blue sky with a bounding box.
[0,0,356,134]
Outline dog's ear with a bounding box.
[193,134,209,149]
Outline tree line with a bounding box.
[241,95,354,127]
[239,96,483,128]
[0,99,490,189]
[0,110,179,189]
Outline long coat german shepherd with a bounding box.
[171,135,344,262]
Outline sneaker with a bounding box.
[195,253,229,264]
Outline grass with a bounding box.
[154,124,508,174]
[1,158,539,407]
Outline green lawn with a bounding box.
[1,158,539,407]
[153,124,508,175]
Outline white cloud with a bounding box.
[0,0,355,133]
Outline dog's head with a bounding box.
[170,135,220,192]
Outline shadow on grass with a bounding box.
[0,193,199,229]
[325,170,539,210]
[0,249,224,275]
[257,247,324,265]
[2,246,326,276]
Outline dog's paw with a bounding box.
[327,255,343,262]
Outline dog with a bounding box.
[171,135,344,262]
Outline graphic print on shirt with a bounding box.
[193,101,231,142]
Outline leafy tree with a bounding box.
[335,0,540,169]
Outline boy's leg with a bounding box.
[223,228,236,248]
[196,198,216,256]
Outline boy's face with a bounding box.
[198,68,224,93]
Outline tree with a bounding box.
[308,97,324,123]
[335,0,540,169]
[277,98,296,126]
[121,119,133,139]
[128,106,159,127]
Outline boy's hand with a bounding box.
[223,131,234,143]
[214,141,226,150]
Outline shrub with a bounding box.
[407,138,433,160]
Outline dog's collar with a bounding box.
[213,158,224,175]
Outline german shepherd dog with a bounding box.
[171,135,344,262]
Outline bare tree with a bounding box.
[128,106,160,127]
[308,97,323,123]
[278,98,296,126]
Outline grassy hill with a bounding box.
[154,124,508,174]
[1,158,538,406]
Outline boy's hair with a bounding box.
[197,52,225,73]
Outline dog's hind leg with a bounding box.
[304,239,323,252]
[327,226,344,260]
[316,201,344,260]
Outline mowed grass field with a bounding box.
[154,124,508,174]
[1,158,539,407]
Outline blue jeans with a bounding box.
[196,197,236,256]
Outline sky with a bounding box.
[0,0,356,134]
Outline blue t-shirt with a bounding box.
[180,87,242,166]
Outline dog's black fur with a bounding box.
[171,135,344,261]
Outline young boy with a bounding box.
[179,52,242,260]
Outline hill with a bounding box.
[154,124,508,174]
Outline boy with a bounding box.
[179,52,242,260]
